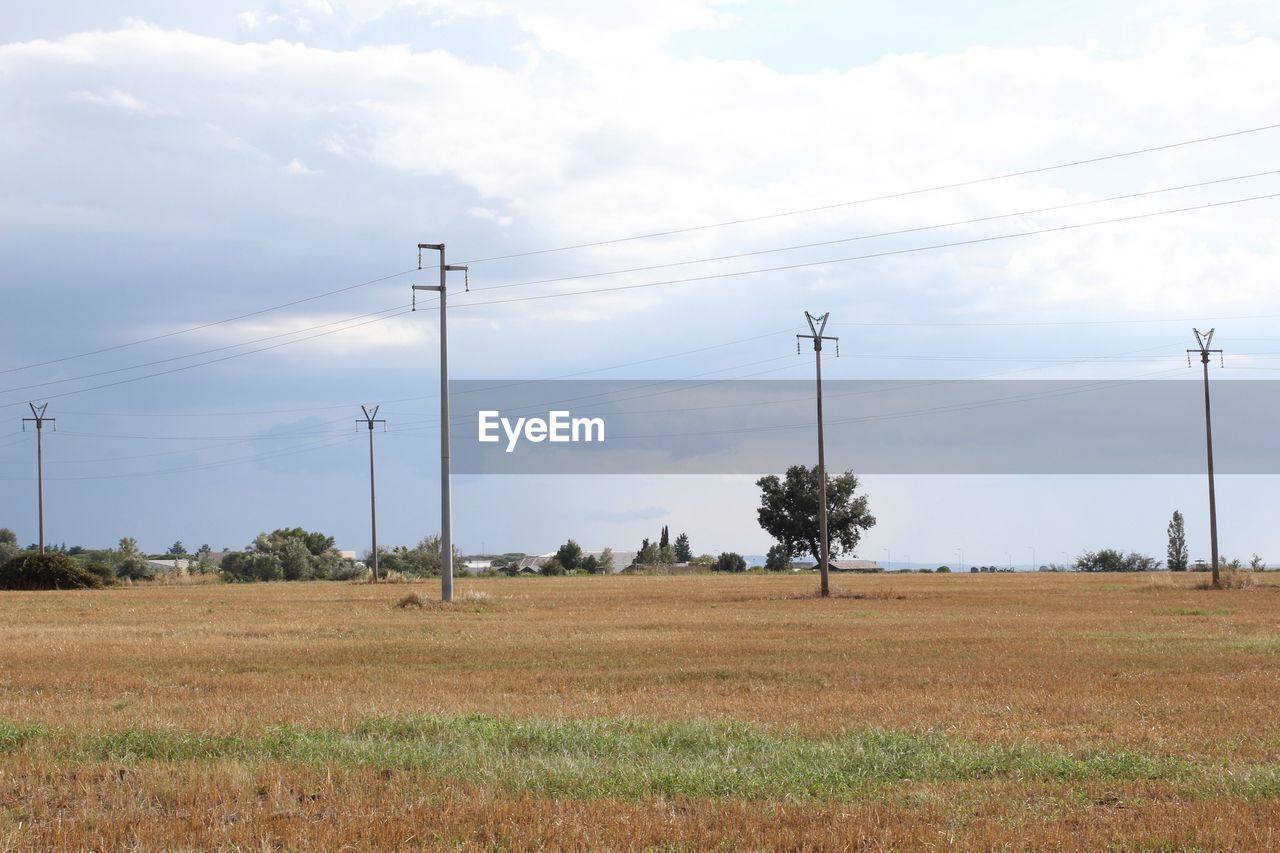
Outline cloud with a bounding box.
[70,88,157,114]
[284,157,320,175]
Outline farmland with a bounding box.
[2,572,1278,849]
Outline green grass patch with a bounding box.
[3,715,1277,800]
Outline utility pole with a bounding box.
[22,403,55,556]
[357,405,386,582]
[1188,328,1223,588]
[414,243,468,603]
[797,312,838,597]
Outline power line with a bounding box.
[51,326,797,419]
[458,121,1280,264]
[447,191,1280,310]
[0,302,416,399]
[0,268,419,376]
[466,169,1280,294]
[0,305,423,410]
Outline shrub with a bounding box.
[84,561,116,586]
[540,558,566,576]
[715,552,747,573]
[0,551,102,590]
[395,592,424,609]
[936,565,951,573]
[116,556,154,582]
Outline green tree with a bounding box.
[0,551,102,590]
[279,538,314,581]
[756,466,876,564]
[221,551,283,582]
[115,536,153,581]
[1074,549,1159,572]
[1167,511,1188,572]
[0,528,18,566]
[540,557,566,576]
[659,526,670,551]
[1249,553,1265,571]
[555,539,583,571]
[166,540,186,557]
[633,538,660,566]
[599,547,615,572]
[765,544,790,571]
[674,532,691,562]
[715,552,747,573]
[580,554,601,574]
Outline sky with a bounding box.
[2,0,1279,566]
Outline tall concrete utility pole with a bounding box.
[414,243,468,603]
[357,405,386,582]
[22,403,55,556]
[1188,328,1223,588]
[797,312,838,598]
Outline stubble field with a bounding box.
[1,571,1278,849]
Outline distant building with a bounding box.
[147,558,192,573]
[829,559,884,573]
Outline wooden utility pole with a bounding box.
[1188,328,1223,588]
[358,405,386,581]
[22,403,55,556]
[797,312,838,597]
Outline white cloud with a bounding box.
[70,88,156,114]
[284,157,320,175]
[467,206,512,226]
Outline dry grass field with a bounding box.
[2,571,1278,849]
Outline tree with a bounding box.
[674,533,691,563]
[1249,553,1265,571]
[580,554,601,574]
[634,538,660,566]
[0,528,18,566]
[659,526,670,551]
[540,557,566,576]
[599,547,615,573]
[936,565,951,573]
[166,540,186,557]
[555,539,583,571]
[715,552,746,573]
[765,544,790,571]
[0,551,102,590]
[756,465,876,564]
[1167,511,1188,572]
[1074,549,1160,572]
[658,544,677,565]
[221,551,283,582]
[115,536,153,581]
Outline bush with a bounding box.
[715,552,747,573]
[0,551,103,590]
[220,551,283,582]
[1074,549,1160,572]
[116,556,154,582]
[540,558,566,576]
[935,565,951,573]
[84,561,116,586]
